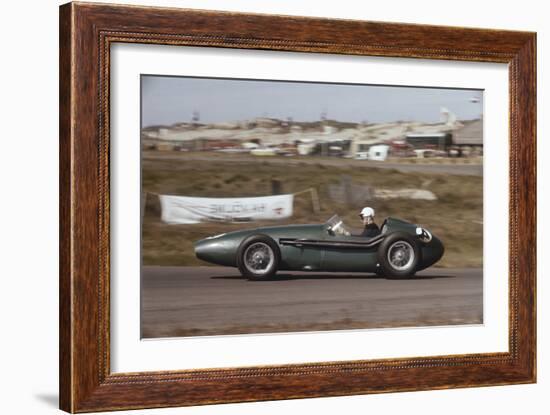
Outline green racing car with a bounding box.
[194,214,444,280]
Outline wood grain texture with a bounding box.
[59,2,537,412]
[59,3,73,411]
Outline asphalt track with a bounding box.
[141,266,483,338]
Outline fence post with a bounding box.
[271,179,282,195]
[309,188,321,213]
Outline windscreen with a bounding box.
[325,215,351,236]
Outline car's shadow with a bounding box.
[211,273,456,281]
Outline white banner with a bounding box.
[158,194,294,224]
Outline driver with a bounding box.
[359,207,380,237]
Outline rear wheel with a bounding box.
[377,232,420,278]
[236,235,280,280]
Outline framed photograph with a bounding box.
[59,2,536,412]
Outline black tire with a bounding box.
[236,234,280,281]
[377,232,420,278]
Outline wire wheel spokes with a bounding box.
[387,241,414,271]
[244,242,274,274]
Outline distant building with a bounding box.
[405,133,453,151]
[453,119,483,147]
[349,137,387,157]
[141,114,482,158]
[368,144,390,161]
[253,117,280,128]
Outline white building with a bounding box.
[368,145,390,161]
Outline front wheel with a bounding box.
[377,232,420,278]
[236,234,280,280]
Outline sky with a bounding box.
[141,75,483,128]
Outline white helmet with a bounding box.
[360,207,375,218]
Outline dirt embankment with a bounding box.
[142,151,483,268]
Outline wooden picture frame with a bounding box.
[59,2,536,412]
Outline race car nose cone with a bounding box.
[194,239,212,262]
[194,238,232,266]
